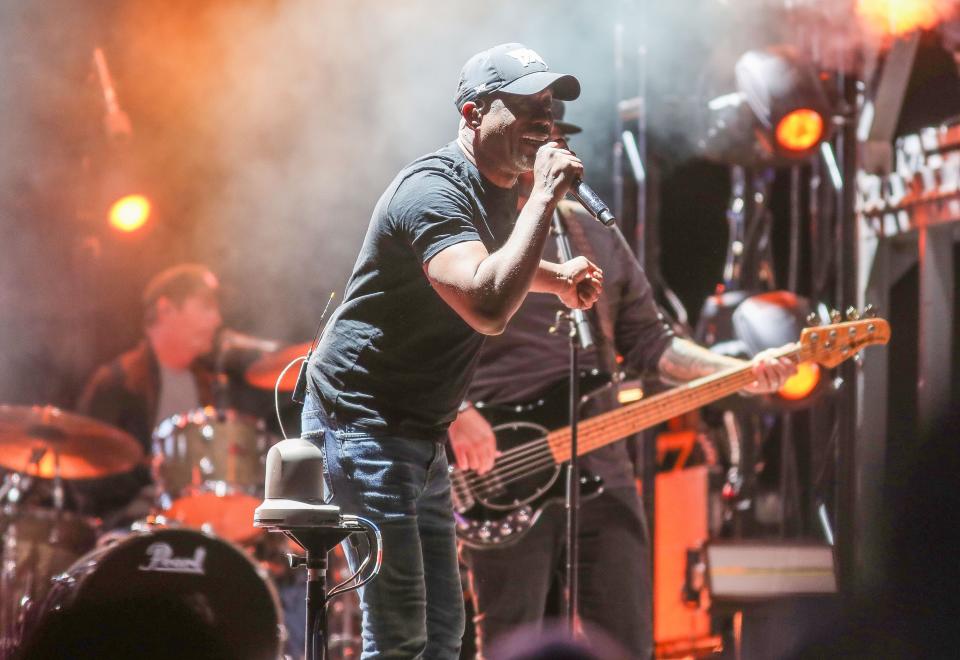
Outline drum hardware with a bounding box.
[0,472,31,508]
[255,437,382,660]
[0,405,137,653]
[0,508,97,652]
[152,406,277,544]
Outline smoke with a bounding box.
[2,0,958,404]
[105,0,628,342]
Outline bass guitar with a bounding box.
[451,316,890,549]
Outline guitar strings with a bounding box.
[460,410,652,492]
[462,405,699,497]
[460,384,737,493]
[463,428,622,495]
[458,439,554,486]
[459,453,553,493]
[459,344,811,501]
[460,410,644,490]
[461,381,718,488]
[468,457,559,498]
[459,418,634,491]
[458,435,557,479]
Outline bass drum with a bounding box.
[17,528,283,660]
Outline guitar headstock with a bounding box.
[799,313,890,368]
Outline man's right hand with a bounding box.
[531,141,583,203]
[449,405,498,474]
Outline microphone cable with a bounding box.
[274,291,337,440]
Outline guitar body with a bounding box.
[451,372,608,550]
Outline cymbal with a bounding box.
[0,405,143,479]
[245,342,312,392]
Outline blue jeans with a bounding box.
[302,407,465,659]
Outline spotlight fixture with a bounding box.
[94,46,153,235]
[108,193,152,233]
[700,46,832,166]
[695,290,826,409]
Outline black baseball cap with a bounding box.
[455,43,580,111]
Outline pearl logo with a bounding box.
[139,542,207,575]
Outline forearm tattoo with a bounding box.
[656,337,742,385]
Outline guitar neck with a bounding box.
[545,343,803,463]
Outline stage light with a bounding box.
[699,47,832,166]
[695,290,827,408]
[108,194,151,232]
[775,109,824,152]
[856,0,947,38]
[778,362,821,401]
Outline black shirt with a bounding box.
[468,201,674,491]
[307,141,517,441]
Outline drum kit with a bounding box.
[0,342,360,659]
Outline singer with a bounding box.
[301,43,601,658]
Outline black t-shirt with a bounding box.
[306,141,517,441]
[468,201,675,492]
[469,202,673,405]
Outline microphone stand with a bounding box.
[551,209,594,634]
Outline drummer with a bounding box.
[75,263,222,525]
[77,263,309,659]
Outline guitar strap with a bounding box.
[556,201,619,375]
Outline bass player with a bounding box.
[451,105,796,658]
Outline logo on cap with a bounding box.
[507,48,547,68]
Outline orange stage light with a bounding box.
[109,194,151,232]
[856,0,947,38]
[778,362,821,401]
[34,450,57,479]
[775,109,824,152]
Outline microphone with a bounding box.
[569,180,616,227]
[219,328,281,353]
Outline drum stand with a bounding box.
[0,453,49,652]
[254,437,381,660]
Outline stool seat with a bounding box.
[254,499,341,529]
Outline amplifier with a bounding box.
[705,541,837,601]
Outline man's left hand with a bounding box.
[742,348,798,395]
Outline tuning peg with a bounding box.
[806,312,821,327]
[830,309,842,324]
[845,306,860,321]
[862,304,876,318]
